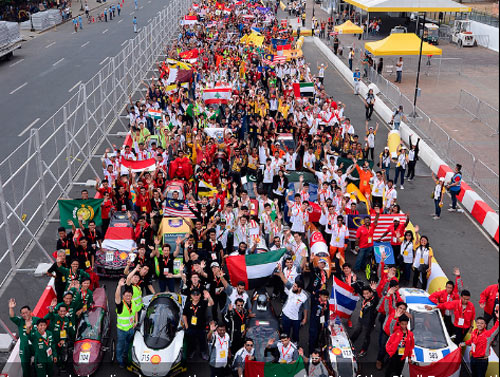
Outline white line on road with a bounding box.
[130,11,135,15]
[68,80,82,93]
[99,57,109,65]
[139,6,143,9]
[118,19,123,23]
[147,0,151,3]
[53,57,64,66]
[9,82,27,95]
[81,41,90,48]
[102,28,109,34]
[18,118,40,137]
[121,40,128,46]
[9,58,24,67]
[45,41,56,48]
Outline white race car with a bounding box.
[325,317,358,377]
[399,288,459,369]
[129,293,186,377]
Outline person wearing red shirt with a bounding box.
[479,280,499,327]
[385,315,414,377]
[100,191,114,235]
[134,185,152,214]
[460,311,499,377]
[344,202,359,216]
[377,217,409,260]
[429,268,463,333]
[95,178,114,199]
[353,210,380,272]
[426,289,476,345]
[376,258,398,299]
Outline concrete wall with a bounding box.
[470,20,499,52]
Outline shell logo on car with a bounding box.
[151,355,161,364]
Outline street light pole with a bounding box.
[412,12,426,117]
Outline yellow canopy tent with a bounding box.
[334,20,364,34]
[364,33,442,56]
[341,0,470,12]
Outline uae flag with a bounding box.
[102,221,136,251]
[120,157,157,172]
[181,15,197,25]
[409,348,461,377]
[202,87,232,104]
[147,109,162,120]
[293,82,315,98]
[226,249,286,289]
[245,356,307,377]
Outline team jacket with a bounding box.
[479,284,499,315]
[429,275,463,314]
[386,328,415,359]
[376,261,399,298]
[437,299,476,329]
[465,320,499,358]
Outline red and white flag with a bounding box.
[120,157,157,172]
[273,55,286,63]
[202,87,232,104]
[182,15,197,25]
[281,19,288,27]
[102,223,136,251]
[409,348,461,377]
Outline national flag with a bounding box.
[102,220,136,251]
[245,356,307,377]
[409,347,461,377]
[281,19,288,27]
[181,15,197,25]
[276,43,292,56]
[293,82,315,97]
[262,53,275,65]
[235,0,244,5]
[329,275,360,318]
[202,87,232,104]
[165,82,189,95]
[163,199,197,219]
[226,249,286,289]
[120,157,157,172]
[166,58,192,70]
[123,132,133,148]
[347,214,407,241]
[147,109,162,120]
[215,1,224,9]
[191,3,199,10]
[58,199,104,228]
[167,68,193,84]
[273,55,286,64]
[179,48,199,63]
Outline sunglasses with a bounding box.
[245,343,254,347]
[311,357,320,361]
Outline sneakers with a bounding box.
[357,350,367,358]
[347,320,353,328]
[400,185,404,190]
[433,216,440,220]
[408,178,413,181]
[448,208,457,212]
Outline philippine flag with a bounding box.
[329,276,360,318]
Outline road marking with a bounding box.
[9,58,24,67]
[81,41,90,48]
[121,40,128,46]
[139,6,143,9]
[118,19,123,23]
[9,82,27,95]
[72,31,76,34]
[99,57,109,65]
[130,11,135,15]
[18,118,40,137]
[102,28,109,34]
[53,57,64,66]
[68,80,82,93]
[147,0,151,3]
[45,41,56,48]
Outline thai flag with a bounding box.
[329,276,360,318]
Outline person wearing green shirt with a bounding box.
[26,318,56,377]
[60,291,78,335]
[44,303,74,371]
[115,278,139,368]
[9,298,41,377]
[58,259,90,291]
[70,277,94,317]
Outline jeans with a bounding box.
[349,59,353,71]
[471,357,489,377]
[366,104,374,120]
[393,121,401,130]
[354,246,372,272]
[434,199,442,217]
[385,352,406,377]
[394,167,405,186]
[450,189,459,209]
[395,70,402,83]
[159,277,175,292]
[402,262,412,284]
[377,330,389,363]
[117,328,134,366]
[282,314,301,343]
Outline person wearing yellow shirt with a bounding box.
[278,98,290,119]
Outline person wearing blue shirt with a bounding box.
[353,67,361,95]
[133,16,137,33]
[117,3,121,16]
[78,15,82,29]
[446,164,462,212]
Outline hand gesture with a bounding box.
[67,220,74,226]
[424,305,433,311]
[175,236,182,245]
[154,236,161,246]
[380,250,386,259]
[118,278,126,287]
[299,175,303,182]
[209,321,217,332]
[298,347,304,356]
[25,319,32,329]
[414,225,419,233]
[8,298,16,309]
[203,290,211,301]
[267,338,275,346]
[370,281,377,291]
[50,298,58,307]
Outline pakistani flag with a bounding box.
[58,199,104,228]
[245,356,307,377]
[293,82,315,98]
[226,249,286,289]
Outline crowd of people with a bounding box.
[7,0,499,377]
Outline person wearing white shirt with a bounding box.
[315,166,332,185]
[383,180,398,213]
[341,118,355,138]
[270,151,284,175]
[330,215,349,261]
[302,147,316,170]
[232,341,255,377]
[284,232,308,268]
[370,170,386,208]
[281,256,301,295]
[317,182,333,204]
[207,322,231,373]
[266,334,299,364]
[261,158,275,196]
[233,216,249,250]
[284,149,298,171]
[288,202,308,234]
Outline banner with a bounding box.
[58,199,104,228]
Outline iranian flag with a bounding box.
[182,15,197,25]
[245,356,307,377]
[226,249,286,289]
[120,157,157,172]
[409,348,461,377]
[202,87,232,105]
[293,82,315,98]
[147,109,162,120]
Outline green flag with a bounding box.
[58,199,104,228]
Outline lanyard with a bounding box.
[217,335,227,348]
[281,344,292,358]
[362,297,373,311]
[191,304,199,316]
[41,335,50,347]
[81,290,87,303]
[88,231,96,242]
[285,267,293,280]
[235,309,245,323]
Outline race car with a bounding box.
[398,288,459,367]
[95,211,137,277]
[73,287,114,376]
[325,316,359,377]
[246,288,280,361]
[129,293,186,377]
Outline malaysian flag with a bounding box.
[347,214,407,241]
[163,199,197,219]
[273,55,286,63]
[262,53,274,65]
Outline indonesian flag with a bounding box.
[123,132,133,148]
[179,48,199,63]
[120,157,156,172]
[235,0,244,5]
[182,15,197,25]
[276,43,292,56]
[147,109,162,120]
[226,249,285,289]
[202,87,232,104]
[409,348,461,377]
[102,222,136,251]
[192,3,199,9]
[293,82,315,97]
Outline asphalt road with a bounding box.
[0,0,170,161]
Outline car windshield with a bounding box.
[144,296,180,350]
[76,308,104,341]
[410,309,448,349]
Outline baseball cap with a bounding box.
[191,288,201,295]
[279,333,289,339]
[210,262,220,268]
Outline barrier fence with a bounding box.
[458,89,499,135]
[0,0,192,291]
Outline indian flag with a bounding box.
[245,356,307,377]
[226,249,285,289]
[181,15,197,25]
[202,87,232,105]
[293,82,315,98]
[148,109,162,120]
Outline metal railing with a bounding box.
[458,10,500,28]
[458,89,499,135]
[0,0,192,290]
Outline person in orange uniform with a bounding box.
[384,314,414,377]
[429,267,463,333]
[460,309,499,377]
[425,289,475,345]
[353,158,374,200]
[479,280,499,327]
